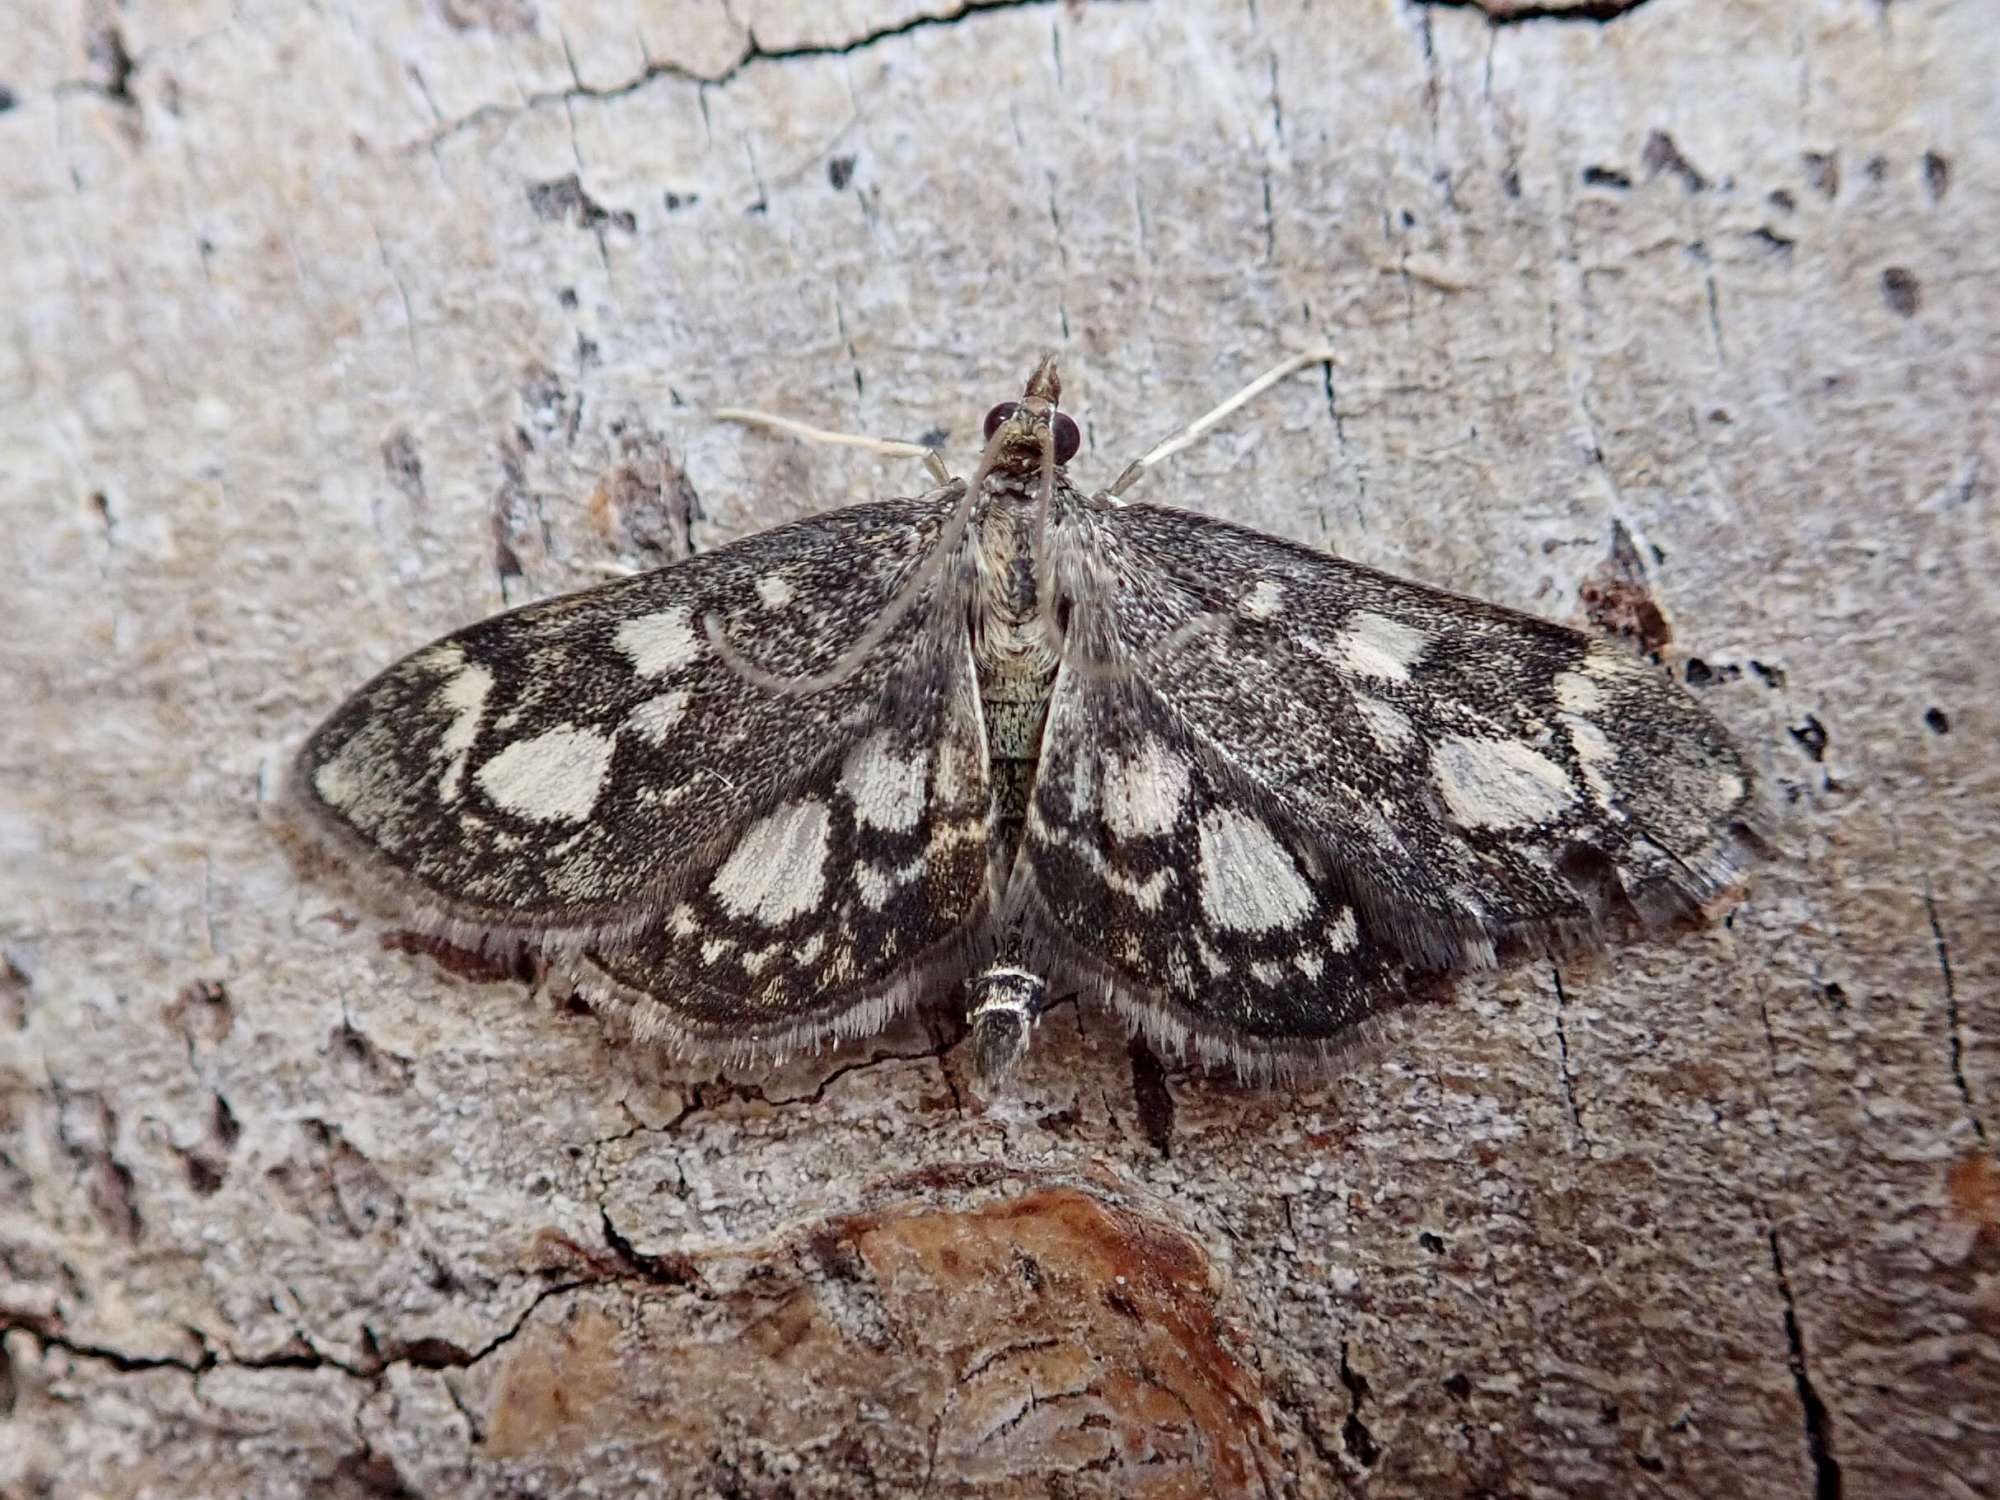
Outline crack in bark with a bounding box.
[1,1275,595,1389]
[1766,1228,1843,1499]
[1311,348,1368,515]
[1127,1034,1175,1158]
[1923,884,1987,1145]
[1418,0,1657,22]
[1041,170,1073,343]
[52,23,139,112]
[1337,1339,1381,1467]
[958,1335,1062,1387]
[595,1035,964,1149]
[598,1207,707,1289]
[831,290,866,402]
[425,0,1135,151]
[1550,964,1591,1148]
[1261,51,1284,264]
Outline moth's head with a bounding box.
[979,355,1081,477]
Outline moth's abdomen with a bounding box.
[965,965,1051,1082]
[978,658,1058,872]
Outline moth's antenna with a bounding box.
[1032,393,1061,662]
[715,407,951,485]
[1106,346,1339,499]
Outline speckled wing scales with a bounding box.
[1016,499,1757,1067]
[291,490,995,1052]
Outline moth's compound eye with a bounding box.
[1052,412,1081,465]
[983,401,1020,440]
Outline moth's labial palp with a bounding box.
[966,965,1051,1082]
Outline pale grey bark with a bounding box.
[2,1,1994,1496]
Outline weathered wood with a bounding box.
[3,1,1993,1495]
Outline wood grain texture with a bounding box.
[2,1,1994,1495]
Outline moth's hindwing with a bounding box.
[292,490,993,1049]
[1018,500,1757,1064]
[1017,666,1428,1068]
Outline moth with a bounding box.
[292,355,1758,1083]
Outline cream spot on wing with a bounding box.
[1326,907,1358,953]
[926,816,984,855]
[412,642,466,671]
[669,904,699,938]
[310,737,374,816]
[1242,578,1284,621]
[1295,951,1324,980]
[433,661,494,802]
[639,783,688,812]
[854,857,926,909]
[1194,933,1232,977]
[1561,714,1620,809]
[475,725,616,823]
[1252,959,1285,986]
[1588,645,1647,678]
[932,730,982,811]
[1197,808,1315,934]
[615,607,701,676]
[1715,769,1746,806]
[1352,692,1415,755]
[1102,739,1191,839]
[1554,671,1605,714]
[795,932,826,966]
[701,937,734,964]
[756,574,794,608]
[857,865,890,909]
[840,732,929,833]
[626,688,692,745]
[1107,865,1174,911]
[740,943,781,976]
[1331,612,1430,683]
[710,799,831,925]
[1432,735,1576,830]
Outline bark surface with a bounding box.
[3,1,1994,1496]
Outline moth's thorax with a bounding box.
[969,471,1066,677]
[969,470,1067,857]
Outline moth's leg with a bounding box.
[1106,346,1340,499]
[716,406,952,486]
[965,963,1052,1084]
